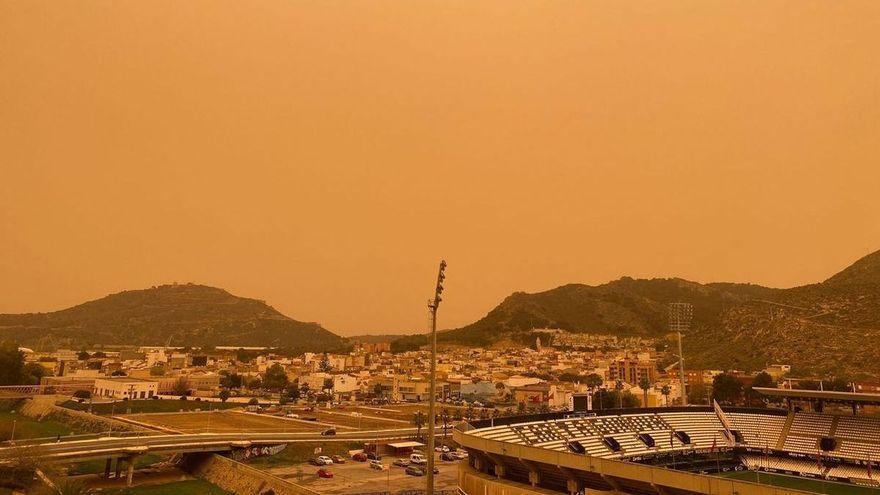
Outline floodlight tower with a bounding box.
[426,260,447,495]
[669,303,693,406]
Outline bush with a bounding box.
[73,390,91,399]
[179,396,188,401]
[248,397,259,406]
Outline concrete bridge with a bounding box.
[0,427,427,486]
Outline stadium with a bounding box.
[452,389,880,495]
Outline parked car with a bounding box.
[366,451,382,461]
[392,459,409,467]
[453,450,468,460]
[434,445,450,453]
[369,460,384,470]
[409,453,427,465]
[317,468,333,478]
[405,466,425,476]
[316,456,334,465]
[308,458,321,466]
[330,455,346,464]
[440,452,457,461]
[352,452,368,462]
[321,428,337,436]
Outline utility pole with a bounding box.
[669,303,692,406]
[426,260,447,495]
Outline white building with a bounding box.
[93,377,158,400]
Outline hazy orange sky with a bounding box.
[2,1,879,335]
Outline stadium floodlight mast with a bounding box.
[669,303,693,406]
[426,259,447,495]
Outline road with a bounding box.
[0,428,432,464]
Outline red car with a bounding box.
[352,452,368,462]
[317,468,334,478]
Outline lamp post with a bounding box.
[426,260,447,495]
[669,303,692,406]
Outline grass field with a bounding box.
[126,410,324,433]
[98,479,230,495]
[719,470,880,495]
[0,411,75,441]
[61,399,241,416]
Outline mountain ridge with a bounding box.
[433,249,880,377]
[0,283,349,353]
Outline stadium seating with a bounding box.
[726,412,786,448]
[657,411,725,449]
[470,410,880,467]
[740,454,826,476]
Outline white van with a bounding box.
[410,453,427,465]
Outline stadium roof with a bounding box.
[753,387,880,405]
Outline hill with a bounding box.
[438,250,880,377]
[0,284,349,353]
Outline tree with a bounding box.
[660,385,671,406]
[220,373,242,389]
[236,348,257,364]
[22,363,46,384]
[638,376,651,407]
[585,373,603,391]
[77,350,90,361]
[248,377,263,390]
[263,364,289,391]
[413,411,427,440]
[517,401,526,414]
[688,382,708,405]
[92,351,106,358]
[615,380,625,408]
[373,383,384,398]
[218,389,230,402]
[746,372,774,406]
[111,369,127,377]
[173,377,190,396]
[712,373,743,404]
[0,342,25,386]
[440,409,450,438]
[286,385,301,402]
[150,366,166,377]
[248,397,260,406]
[73,390,91,400]
[828,376,852,392]
[319,354,332,372]
[798,380,821,390]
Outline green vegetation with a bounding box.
[0,402,76,441]
[0,341,46,385]
[66,453,166,475]
[244,441,362,468]
[0,284,349,354]
[99,479,230,495]
[60,399,240,415]
[718,470,880,495]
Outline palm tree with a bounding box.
[638,376,651,408]
[412,411,426,440]
[440,409,450,438]
[660,385,671,406]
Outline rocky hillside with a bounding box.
[0,284,348,353]
[440,250,880,377]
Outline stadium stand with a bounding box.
[727,412,786,448]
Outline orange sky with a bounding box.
[2,1,879,335]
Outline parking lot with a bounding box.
[266,455,460,495]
